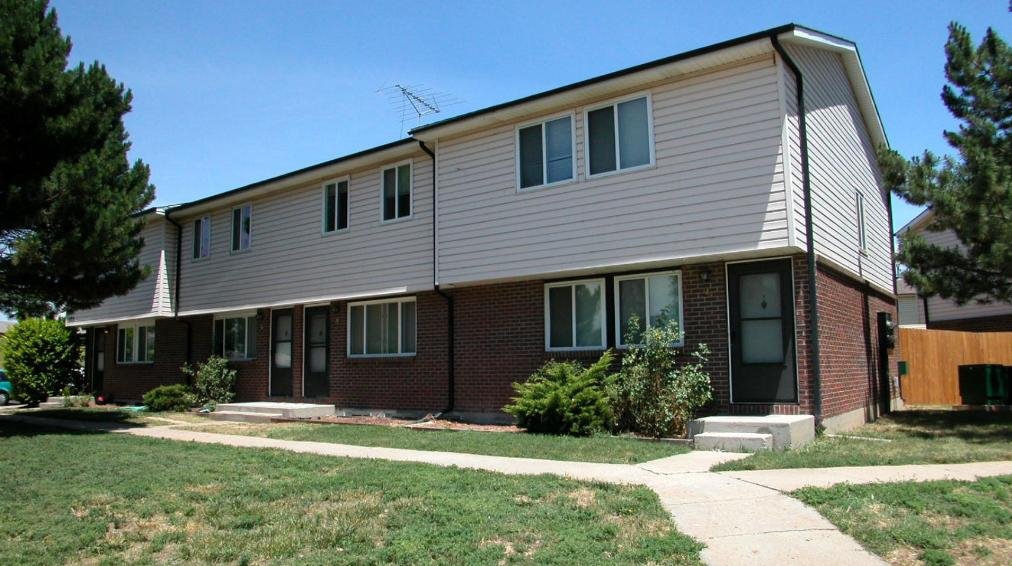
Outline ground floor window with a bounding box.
[117,323,155,363]
[348,297,416,356]
[545,279,606,350]
[615,271,684,346]
[214,314,257,360]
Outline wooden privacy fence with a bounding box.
[898,328,1012,405]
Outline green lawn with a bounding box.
[713,411,1012,471]
[0,421,701,565]
[12,407,207,426]
[184,421,689,464]
[795,476,1012,566]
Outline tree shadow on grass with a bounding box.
[881,410,1012,444]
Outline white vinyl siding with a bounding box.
[381,162,412,222]
[517,114,575,190]
[67,217,176,324]
[347,297,416,357]
[231,204,252,252]
[117,323,155,363]
[213,314,257,360]
[897,295,925,326]
[615,271,684,347]
[916,228,1012,322]
[193,216,211,259]
[437,57,790,285]
[781,44,892,292]
[545,279,606,351]
[176,150,433,314]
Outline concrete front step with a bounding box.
[215,402,336,419]
[693,432,773,452]
[689,415,815,451]
[207,411,282,424]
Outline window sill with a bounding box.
[516,177,577,194]
[380,215,414,226]
[348,353,416,359]
[117,361,155,366]
[584,161,656,182]
[322,228,350,237]
[545,347,607,353]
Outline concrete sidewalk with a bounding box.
[4,413,1011,566]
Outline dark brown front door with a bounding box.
[728,259,797,403]
[303,306,329,397]
[270,309,293,397]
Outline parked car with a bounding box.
[0,369,11,405]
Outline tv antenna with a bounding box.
[377,83,463,136]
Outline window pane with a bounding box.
[309,312,326,344]
[213,319,224,356]
[619,278,646,344]
[382,168,396,220]
[648,274,679,329]
[401,301,416,353]
[310,346,326,373]
[123,327,134,361]
[384,303,399,353]
[365,304,383,354]
[617,97,650,169]
[275,314,291,341]
[397,165,411,218]
[117,329,126,362]
[518,124,544,188]
[324,183,336,232]
[857,193,866,250]
[739,273,781,318]
[226,318,246,359]
[137,327,147,362]
[246,316,257,358]
[240,206,251,249]
[274,342,292,368]
[741,319,784,363]
[144,326,155,361]
[349,305,364,355]
[548,286,573,348]
[575,283,603,347]
[192,220,202,259]
[588,106,617,175]
[231,208,241,251]
[545,117,573,183]
[337,181,349,230]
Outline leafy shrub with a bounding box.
[0,319,79,405]
[142,384,195,412]
[504,350,614,436]
[181,355,237,404]
[609,318,713,438]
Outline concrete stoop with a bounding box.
[211,402,336,423]
[689,415,815,452]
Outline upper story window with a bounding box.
[615,271,684,347]
[856,192,867,253]
[381,162,411,222]
[517,115,575,190]
[545,279,606,351]
[231,204,252,252]
[192,216,211,259]
[117,323,155,363]
[323,179,349,233]
[348,297,416,357]
[586,95,653,176]
[213,313,257,360]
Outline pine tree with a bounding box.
[879,22,1011,305]
[0,0,154,316]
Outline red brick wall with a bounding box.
[816,263,899,421]
[94,318,192,402]
[928,314,1012,332]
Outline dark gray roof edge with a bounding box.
[409,23,854,135]
[167,137,416,215]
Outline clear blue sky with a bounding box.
[51,0,1011,233]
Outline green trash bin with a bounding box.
[958,365,987,405]
[984,365,1009,405]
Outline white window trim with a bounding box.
[583,91,656,180]
[613,270,685,348]
[192,216,211,261]
[544,278,608,352]
[321,176,351,235]
[230,202,253,254]
[379,159,414,225]
[856,191,867,255]
[116,321,156,364]
[515,111,578,193]
[347,296,417,358]
[213,311,258,361]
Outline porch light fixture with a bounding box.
[699,268,711,283]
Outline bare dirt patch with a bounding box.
[304,414,521,433]
[951,537,1012,566]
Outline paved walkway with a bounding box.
[5,414,1012,566]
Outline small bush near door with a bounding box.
[504,351,614,436]
[181,355,237,406]
[143,384,195,412]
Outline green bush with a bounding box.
[0,319,79,405]
[142,384,195,412]
[610,318,713,438]
[504,350,614,436]
[181,355,237,405]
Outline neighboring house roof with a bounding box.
[895,279,918,296]
[896,208,934,236]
